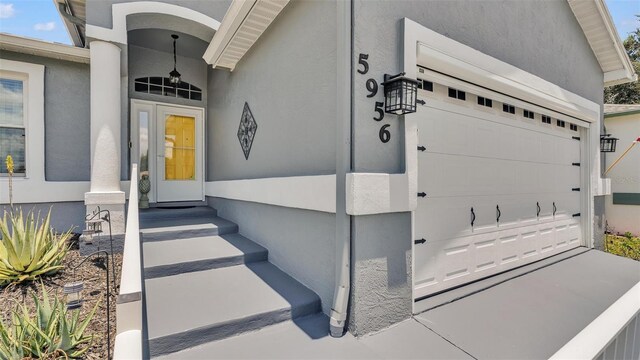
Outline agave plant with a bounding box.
[0,209,71,286]
[0,283,99,359]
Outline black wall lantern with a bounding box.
[169,34,181,86]
[600,134,618,153]
[382,72,420,115]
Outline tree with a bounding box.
[604,16,640,104]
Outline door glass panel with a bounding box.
[139,111,149,176]
[164,115,196,180]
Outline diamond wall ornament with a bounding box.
[237,102,257,160]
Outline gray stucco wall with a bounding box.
[85,0,231,28]
[206,0,337,181]
[204,0,338,317]
[208,197,336,316]
[348,0,605,335]
[0,51,90,181]
[1,202,86,234]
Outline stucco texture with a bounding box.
[0,51,90,181]
[206,0,337,181]
[349,0,605,335]
[208,197,336,316]
[0,202,86,233]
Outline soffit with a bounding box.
[567,0,637,86]
[203,0,289,71]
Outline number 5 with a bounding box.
[358,54,369,75]
[373,101,384,121]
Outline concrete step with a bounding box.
[140,216,238,242]
[139,206,217,221]
[143,233,268,279]
[145,261,322,357]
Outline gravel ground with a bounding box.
[0,234,122,359]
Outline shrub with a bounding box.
[0,283,98,359]
[606,234,640,261]
[0,209,71,286]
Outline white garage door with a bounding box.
[414,78,584,300]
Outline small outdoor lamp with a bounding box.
[600,134,618,153]
[63,281,84,310]
[382,72,420,115]
[169,34,181,85]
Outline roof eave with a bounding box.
[0,33,90,63]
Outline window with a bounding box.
[134,77,202,101]
[0,78,26,175]
[477,96,492,108]
[417,80,433,92]
[503,103,515,114]
[557,120,566,128]
[523,109,534,119]
[448,87,466,100]
[570,123,578,131]
[541,115,552,124]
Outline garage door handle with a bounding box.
[496,205,501,223]
[537,202,541,217]
[553,202,557,217]
[471,207,476,227]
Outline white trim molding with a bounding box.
[203,0,290,70]
[568,0,637,86]
[85,1,221,45]
[206,175,336,213]
[550,281,640,359]
[0,33,89,63]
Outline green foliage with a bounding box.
[0,209,71,286]
[605,234,640,261]
[0,283,99,359]
[624,231,634,239]
[604,16,640,104]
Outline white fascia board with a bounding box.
[605,69,639,87]
[205,175,336,213]
[85,1,221,45]
[0,33,89,63]
[593,0,636,86]
[203,0,257,67]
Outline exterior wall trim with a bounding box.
[0,33,89,63]
[85,1,221,45]
[205,175,336,213]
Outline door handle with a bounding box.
[471,207,476,227]
[537,202,541,217]
[496,205,501,223]
[157,155,165,158]
[553,202,557,217]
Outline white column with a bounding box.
[85,41,125,234]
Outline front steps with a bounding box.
[140,207,322,357]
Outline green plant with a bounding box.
[624,231,634,239]
[0,209,71,286]
[606,234,640,261]
[0,283,99,359]
[5,155,13,209]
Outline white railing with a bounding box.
[550,281,640,360]
[114,164,143,359]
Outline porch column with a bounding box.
[85,40,125,234]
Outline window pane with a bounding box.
[0,78,24,126]
[164,115,196,180]
[0,127,25,174]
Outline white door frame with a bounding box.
[130,98,206,203]
[402,18,603,311]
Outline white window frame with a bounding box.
[0,71,29,177]
[0,60,43,180]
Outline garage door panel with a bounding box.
[414,100,583,300]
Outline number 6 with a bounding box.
[379,124,391,143]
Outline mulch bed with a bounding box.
[0,234,123,359]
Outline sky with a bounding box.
[0,0,638,46]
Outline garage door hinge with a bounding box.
[572,162,580,166]
[572,213,581,217]
[417,192,427,198]
[417,145,426,152]
[414,238,426,245]
[417,99,426,105]
[572,188,580,191]
[572,136,581,141]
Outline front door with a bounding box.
[156,105,204,202]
